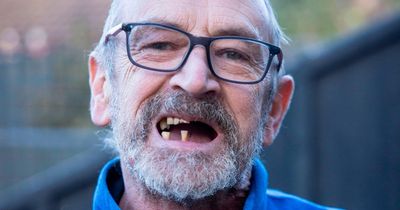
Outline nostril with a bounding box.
[169,69,220,96]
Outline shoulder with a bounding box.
[93,158,123,210]
[246,159,343,210]
[266,189,344,210]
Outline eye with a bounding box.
[145,42,174,51]
[224,51,244,60]
[217,49,249,61]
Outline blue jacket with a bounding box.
[93,158,342,210]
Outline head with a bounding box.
[89,0,294,204]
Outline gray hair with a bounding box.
[90,0,288,79]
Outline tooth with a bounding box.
[167,117,174,125]
[160,119,168,130]
[173,118,180,125]
[181,130,188,142]
[179,119,189,124]
[161,131,170,140]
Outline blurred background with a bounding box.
[0,0,399,209]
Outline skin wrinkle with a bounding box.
[91,0,285,80]
[207,0,273,42]
[111,41,131,85]
[211,12,260,39]
[125,0,268,40]
[122,0,198,33]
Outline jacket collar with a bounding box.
[93,158,269,210]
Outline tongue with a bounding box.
[168,122,216,143]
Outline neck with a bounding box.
[119,164,250,210]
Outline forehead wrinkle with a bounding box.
[207,1,272,42]
[241,0,274,43]
[209,15,261,39]
[120,0,274,41]
[248,0,274,37]
[136,13,194,33]
[121,0,199,32]
[121,0,274,42]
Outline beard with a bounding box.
[110,90,266,203]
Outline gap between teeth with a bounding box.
[161,130,189,141]
[160,117,190,141]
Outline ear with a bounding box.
[263,75,294,146]
[89,56,111,127]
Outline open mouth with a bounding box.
[157,117,218,143]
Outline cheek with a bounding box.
[223,85,264,131]
[113,68,168,120]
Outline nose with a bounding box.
[169,46,221,97]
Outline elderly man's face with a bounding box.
[90,0,293,203]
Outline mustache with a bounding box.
[140,91,237,134]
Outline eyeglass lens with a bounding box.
[128,24,271,83]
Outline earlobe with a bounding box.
[263,75,294,146]
[89,56,111,127]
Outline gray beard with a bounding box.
[111,91,265,203]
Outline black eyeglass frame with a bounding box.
[105,22,283,84]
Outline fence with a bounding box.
[266,11,400,210]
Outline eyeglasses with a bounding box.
[105,23,282,84]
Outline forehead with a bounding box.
[121,0,273,41]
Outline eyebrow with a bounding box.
[140,17,187,31]
[139,17,261,39]
[212,27,260,39]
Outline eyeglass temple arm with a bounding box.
[276,51,283,72]
[105,23,124,43]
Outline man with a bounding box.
[89,0,341,209]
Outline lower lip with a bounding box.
[148,127,221,152]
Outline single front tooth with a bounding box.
[181,130,189,142]
[160,119,168,130]
[161,131,170,140]
[173,118,180,125]
[179,119,189,124]
[167,117,174,125]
